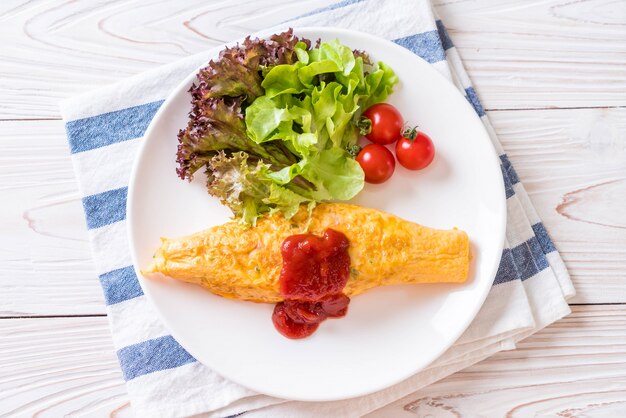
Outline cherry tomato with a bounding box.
[360,103,403,145]
[395,128,435,170]
[356,144,395,184]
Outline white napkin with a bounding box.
[60,0,574,416]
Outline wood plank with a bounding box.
[1,107,623,315]
[434,0,626,110]
[1,0,625,119]
[1,306,625,416]
[369,305,626,417]
[0,316,130,417]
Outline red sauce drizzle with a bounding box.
[272,229,351,339]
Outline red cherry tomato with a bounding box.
[395,128,435,170]
[356,144,395,184]
[360,103,403,145]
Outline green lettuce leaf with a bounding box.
[261,63,307,98]
[206,151,310,225]
[303,148,365,201]
[361,62,399,109]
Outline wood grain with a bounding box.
[1,307,625,417]
[0,0,624,119]
[434,0,626,110]
[369,305,626,417]
[0,317,130,418]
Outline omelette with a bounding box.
[143,203,470,303]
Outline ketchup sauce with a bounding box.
[272,229,351,339]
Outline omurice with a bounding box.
[143,204,469,312]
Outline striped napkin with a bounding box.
[60,0,575,416]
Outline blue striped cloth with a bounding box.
[60,1,574,416]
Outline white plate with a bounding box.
[127,27,506,401]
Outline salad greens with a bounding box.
[177,29,397,225]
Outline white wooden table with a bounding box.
[1,0,625,416]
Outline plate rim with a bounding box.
[126,25,507,401]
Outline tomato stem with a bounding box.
[357,117,372,136]
[346,144,362,158]
[402,126,419,141]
